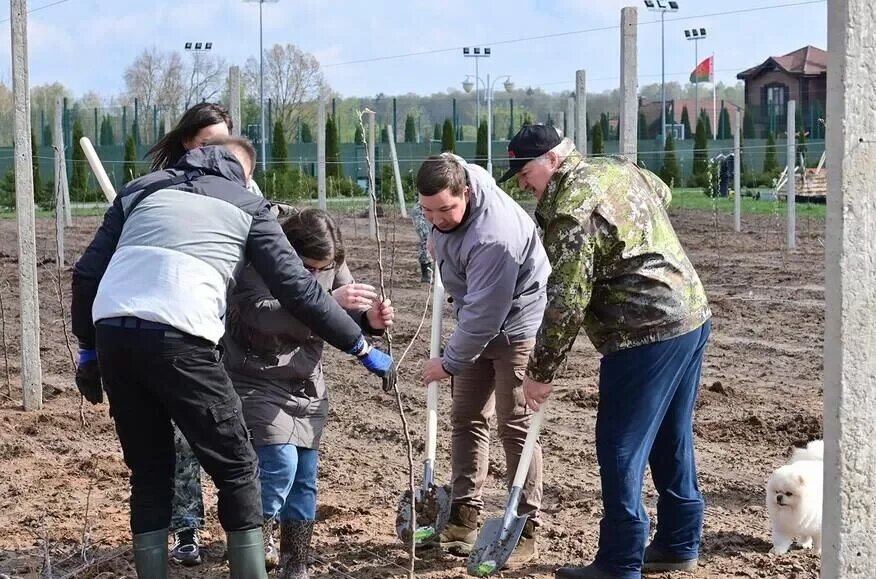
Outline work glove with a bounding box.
[75,349,103,404]
[347,337,397,392]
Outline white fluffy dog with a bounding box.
[766,440,823,555]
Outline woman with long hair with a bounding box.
[224,208,393,578]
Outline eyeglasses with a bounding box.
[302,262,335,273]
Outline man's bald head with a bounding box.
[204,135,257,179]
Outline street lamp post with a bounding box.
[244,0,279,174]
[645,0,679,145]
[463,46,490,131]
[184,41,213,105]
[684,27,707,136]
[463,74,513,175]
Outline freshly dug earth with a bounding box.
[0,204,824,578]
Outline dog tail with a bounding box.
[791,439,824,462]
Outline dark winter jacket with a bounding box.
[70,146,362,352]
[223,262,376,448]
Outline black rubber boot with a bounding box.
[279,520,315,579]
[227,527,269,579]
[420,262,433,284]
[133,528,168,579]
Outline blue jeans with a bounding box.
[593,321,711,579]
[256,444,319,522]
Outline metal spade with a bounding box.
[466,404,546,577]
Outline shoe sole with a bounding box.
[172,556,202,567]
[439,540,474,556]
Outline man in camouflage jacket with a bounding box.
[498,125,712,579]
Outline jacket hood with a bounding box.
[176,145,248,187]
[443,155,492,234]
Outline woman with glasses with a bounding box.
[223,208,393,578]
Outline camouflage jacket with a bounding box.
[526,149,711,383]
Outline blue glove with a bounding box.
[358,344,397,393]
[75,349,103,404]
[359,347,393,376]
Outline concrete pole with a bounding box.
[367,109,376,240]
[565,97,575,143]
[317,98,326,210]
[786,99,796,249]
[53,100,66,268]
[11,0,43,411]
[575,70,587,155]
[386,124,408,217]
[733,108,741,232]
[53,97,70,225]
[54,97,71,225]
[824,2,876,575]
[619,6,638,162]
[228,65,241,137]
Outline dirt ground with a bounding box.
[0,203,824,578]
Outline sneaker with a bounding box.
[505,519,539,567]
[438,504,479,556]
[642,543,698,573]
[170,528,202,567]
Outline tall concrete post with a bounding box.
[317,98,326,210]
[52,99,65,268]
[367,109,377,240]
[733,108,741,232]
[54,97,70,226]
[824,2,876,576]
[228,66,241,137]
[565,97,575,141]
[786,99,796,249]
[575,70,587,155]
[619,6,638,162]
[11,0,43,410]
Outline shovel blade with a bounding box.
[395,484,452,547]
[466,513,528,577]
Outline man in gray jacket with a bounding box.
[417,153,550,565]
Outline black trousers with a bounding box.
[96,319,262,535]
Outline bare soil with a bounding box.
[0,205,824,578]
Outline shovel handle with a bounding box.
[425,268,445,463]
[79,137,117,203]
[511,404,546,489]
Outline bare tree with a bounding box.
[244,43,326,139]
[124,47,185,115]
[184,52,228,110]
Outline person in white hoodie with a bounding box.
[416,152,551,565]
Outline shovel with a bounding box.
[467,403,546,577]
[395,268,452,547]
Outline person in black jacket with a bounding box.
[71,136,394,579]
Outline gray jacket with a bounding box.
[223,262,371,449]
[432,157,551,375]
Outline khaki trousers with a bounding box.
[450,337,543,519]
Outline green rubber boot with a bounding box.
[227,527,269,579]
[132,528,168,579]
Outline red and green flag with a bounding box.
[690,55,714,83]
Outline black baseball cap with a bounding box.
[497,124,562,184]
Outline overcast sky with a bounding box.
[0,0,827,99]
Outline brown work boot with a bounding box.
[505,519,539,567]
[439,504,479,556]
